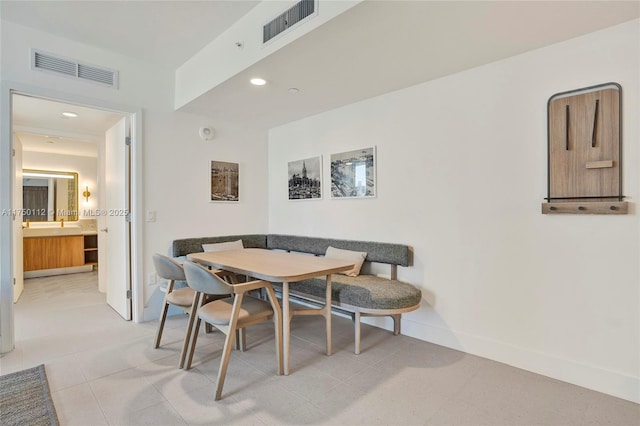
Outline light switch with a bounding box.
[146,210,156,222]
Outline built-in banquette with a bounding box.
[172,234,422,354]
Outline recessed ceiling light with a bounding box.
[62,111,78,118]
[288,88,300,94]
[250,78,266,86]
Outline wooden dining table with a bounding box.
[187,248,354,375]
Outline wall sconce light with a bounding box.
[82,185,91,202]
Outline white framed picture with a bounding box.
[210,160,239,202]
[330,147,376,198]
[288,156,322,200]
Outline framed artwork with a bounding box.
[210,160,239,202]
[330,147,376,198]
[288,156,322,200]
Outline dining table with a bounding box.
[187,248,355,375]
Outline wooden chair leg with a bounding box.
[215,327,236,401]
[154,279,174,348]
[215,294,244,401]
[185,316,202,370]
[179,291,202,369]
[154,302,170,348]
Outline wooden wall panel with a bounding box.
[548,87,620,199]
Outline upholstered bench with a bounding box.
[172,234,422,354]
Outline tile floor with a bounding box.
[1,271,638,425]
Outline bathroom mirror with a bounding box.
[22,169,78,222]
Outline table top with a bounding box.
[187,248,354,282]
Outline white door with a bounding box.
[104,117,131,320]
[12,134,23,302]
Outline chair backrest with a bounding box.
[153,254,186,281]
[183,261,233,296]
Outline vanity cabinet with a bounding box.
[23,235,85,271]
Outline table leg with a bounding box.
[325,274,332,356]
[283,280,290,376]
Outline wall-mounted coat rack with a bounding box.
[542,82,628,214]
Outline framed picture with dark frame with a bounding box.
[210,160,239,202]
[330,147,376,198]
[288,156,322,200]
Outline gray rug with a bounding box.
[0,364,59,426]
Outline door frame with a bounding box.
[0,80,144,353]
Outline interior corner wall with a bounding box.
[267,19,640,402]
[0,21,268,321]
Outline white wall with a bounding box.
[21,149,98,219]
[268,20,640,402]
[0,21,268,320]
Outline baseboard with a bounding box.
[24,264,93,278]
[397,317,640,404]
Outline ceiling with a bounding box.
[180,0,640,129]
[2,0,261,156]
[12,94,123,157]
[3,1,639,147]
[0,0,260,68]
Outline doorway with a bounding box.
[0,84,143,353]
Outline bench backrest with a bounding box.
[172,234,267,257]
[171,234,411,268]
[267,234,411,267]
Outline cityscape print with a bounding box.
[330,147,376,198]
[210,160,239,202]
[288,156,322,200]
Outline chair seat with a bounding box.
[199,296,273,326]
[166,287,195,307]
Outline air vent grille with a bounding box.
[78,64,116,86]
[34,52,76,76]
[263,0,316,44]
[31,49,119,88]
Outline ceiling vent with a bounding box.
[31,49,119,89]
[263,0,317,45]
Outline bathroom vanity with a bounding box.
[21,168,99,277]
[23,226,98,277]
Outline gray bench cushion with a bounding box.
[172,234,267,257]
[273,275,421,310]
[267,234,411,267]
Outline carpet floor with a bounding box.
[0,364,59,426]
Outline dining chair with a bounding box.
[152,254,198,368]
[182,260,283,401]
[153,254,237,368]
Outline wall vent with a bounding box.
[263,0,317,44]
[31,49,119,89]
